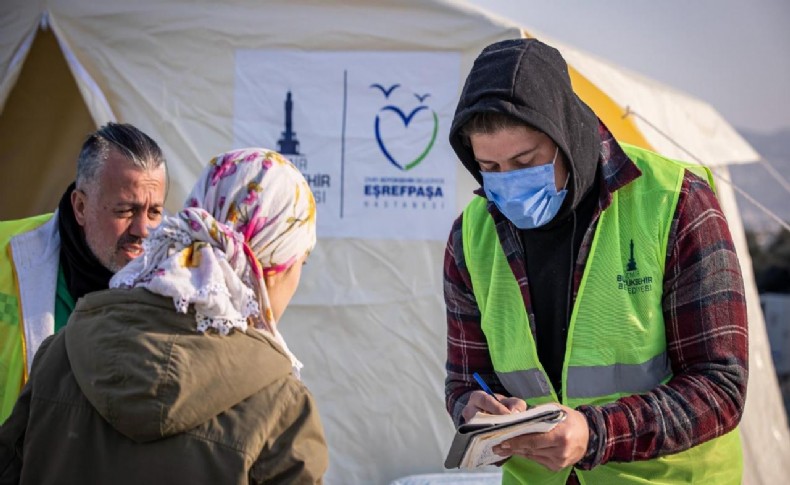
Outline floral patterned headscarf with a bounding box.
[111,148,316,368]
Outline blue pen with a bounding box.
[473,372,504,404]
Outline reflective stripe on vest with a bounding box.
[497,351,671,401]
[462,144,741,484]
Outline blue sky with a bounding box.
[462,0,790,135]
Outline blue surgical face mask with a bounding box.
[480,148,569,229]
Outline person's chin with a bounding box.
[108,252,140,273]
[120,243,144,259]
[120,252,142,266]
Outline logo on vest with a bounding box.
[616,239,654,294]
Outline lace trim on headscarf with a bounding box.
[111,212,259,336]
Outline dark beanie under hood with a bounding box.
[450,38,600,213]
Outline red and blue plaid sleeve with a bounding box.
[577,170,748,468]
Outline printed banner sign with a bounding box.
[234,50,460,240]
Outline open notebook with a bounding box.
[444,403,566,469]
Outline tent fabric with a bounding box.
[547,34,759,167]
[1,1,787,484]
[0,28,94,220]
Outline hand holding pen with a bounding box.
[473,372,504,405]
[461,372,528,423]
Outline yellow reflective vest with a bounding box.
[461,144,741,484]
[0,213,60,422]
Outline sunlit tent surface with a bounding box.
[1,1,787,484]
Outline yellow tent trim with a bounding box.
[568,64,654,150]
[523,30,654,151]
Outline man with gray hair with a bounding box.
[0,122,167,422]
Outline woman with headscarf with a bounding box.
[0,148,327,484]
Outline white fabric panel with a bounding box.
[233,49,462,241]
[285,237,454,482]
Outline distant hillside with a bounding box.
[729,128,790,234]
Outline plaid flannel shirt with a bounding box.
[443,124,748,476]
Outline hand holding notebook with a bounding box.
[444,403,566,469]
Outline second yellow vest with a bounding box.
[461,144,741,484]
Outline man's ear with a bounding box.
[71,188,88,227]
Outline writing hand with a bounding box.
[461,391,527,423]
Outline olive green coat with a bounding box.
[0,288,327,484]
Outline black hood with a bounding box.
[450,38,600,213]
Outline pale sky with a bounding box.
[462,0,790,135]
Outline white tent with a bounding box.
[1,1,788,484]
